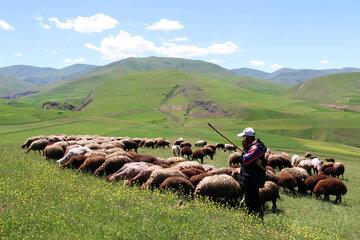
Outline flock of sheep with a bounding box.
[21,134,347,212]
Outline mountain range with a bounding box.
[231,67,360,85]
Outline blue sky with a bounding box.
[1,0,359,71]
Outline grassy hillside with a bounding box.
[284,72,360,112]
[0,75,34,97]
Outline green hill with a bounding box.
[0,74,34,98]
[284,72,360,112]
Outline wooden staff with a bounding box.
[207,123,266,171]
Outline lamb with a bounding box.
[280,167,309,194]
[189,172,213,187]
[159,176,195,196]
[201,147,214,160]
[93,155,132,176]
[180,141,192,148]
[172,145,181,156]
[43,144,64,160]
[228,152,242,166]
[333,162,345,178]
[277,172,297,194]
[304,174,328,195]
[180,168,205,178]
[107,162,150,182]
[313,178,347,203]
[144,168,187,189]
[57,146,91,165]
[224,144,237,152]
[181,146,192,160]
[125,165,163,186]
[191,149,205,164]
[25,139,50,153]
[77,156,107,173]
[195,174,242,207]
[60,155,87,169]
[195,140,207,148]
[259,181,279,211]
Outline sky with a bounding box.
[0,0,359,72]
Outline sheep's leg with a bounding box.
[272,199,277,210]
[335,195,341,204]
[324,194,330,201]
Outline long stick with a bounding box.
[208,123,266,171]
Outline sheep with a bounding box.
[77,156,106,173]
[132,154,164,166]
[107,162,150,182]
[172,145,181,156]
[85,150,107,158]
[94,155,132,176]
[165,157,186,166]
[105,147,126,155]
[323,167,337,177]
[25,139,50,153]
[160,176,195,196]
[291,154,299,166]
[325,158,335,163]
[195,140,207,148]
[21,135,46,149]
[125,165,163,186]
[180,168,205,178]
[171,161,205,171]
[144,168,187,189]
[120,139,138,152]
[208,167,239,181]
[174,137,184,145]
[281,167,309,194]
[57,146,91,165]
[224,144,237,152]
[264,148,271,161]
[321,162,334,172]
[85,143,102,150]
[205,144,217,153]
[228,152,242,166]
[311,158,322,174]
[195,174,242,207]
[266,166,275,174]
[313,178,347,203]
[191,149,205,164]
[155,139,170,148]
[180,141,192,148]
[297,159,314,175]
[265,170,279,184]
[215,143,225,150]
[333,162,345,178]
[259,181,279,211]
[100,142,115,150]
[202,164,216,172]
[181,146,192,160]
[201,147,214,160]
[132,138,143,145]
[43,144,64,160]
[268,153,292,170]
[304,152,312,158]
[60,155,87,169]
[304,174,328,195]
[144,139,155,148]
[189,172,213,187]
[277,172,297,194]
[294,156,306,167]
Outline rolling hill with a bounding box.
[231,67,360,85]
[284,72,360,112]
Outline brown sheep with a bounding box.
[155,139,170,148]
[281,167,309,194]
[215,143,225,150]
[165,157,186,165]
[323,167,337,177]
[21,135,46,149]
[195,140,207,148]
[144,168,187,189]
[228,152,242,166]
[224,144,237,152]
[304,174,328,195]
[25,139,50,153]
[174,138,184,145]
[266,166,275,174]
[181,146,192,160]
[333,162,345,178]
[181,168,205,178]
[77,156,106,173]
[277,172,297,194]
[265,170,279,184]
[205,144,217,153]
[160,176,195,196]
[189,172,213,187]
[94,155,132,176]
[304,152,312,158]
[61,155,87,169]
[191,149,205,164]
[313,178,347,203]
[321,162,334,172]
[144,139,155,148]
[201,147,214,160]
[43,144,64,160]
[180,141,192,148]
[259,181,279,211]
[325,158,335,163]
[132,154,163,165]
[120,139,138,152]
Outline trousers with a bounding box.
[244,187,263,217]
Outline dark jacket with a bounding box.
[239,138,267,188]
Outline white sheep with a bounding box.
[172,145,181,156]
[57,146,91,165]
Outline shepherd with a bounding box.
[237,127,267,218]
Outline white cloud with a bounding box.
[13,53,22,57]
[85,30,157,59]
[49,13,118,33]
[63,57,85,64]
[250,60,266,66]
[0,20,14,31]
[86,30,241,59]
[320,60,329,64]
[168,37,189,42]
[147,18,183,31]
[270,64,284,69]
[52,51,57,54]
[208,59,223,63]
[35,15,43,21]
[42,24,51,29]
